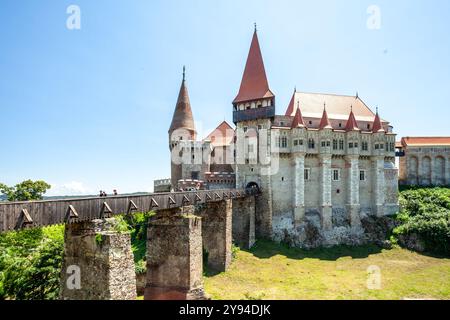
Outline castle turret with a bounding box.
[232,27,275,123]
[169,67,196,142]
[169,67,197,191]
[372,109,385,134]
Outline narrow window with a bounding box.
[332,169,340,181]
[321,141,326,147]
[339,140,344,150]
[304,168,311,180]
[360,170,366,181]
[327,141,331,147]
[349,142,354,149]
[333,139,338,150]
[299,139,304,146]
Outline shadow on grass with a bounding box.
[242,239,383,261]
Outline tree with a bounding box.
[0,180,51,201]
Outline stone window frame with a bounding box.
[332,139,338,150]
[339,140,344,150]
[304,168,311,181]
[332,169,340,181]
[359,170,366,181]
[362,141,368,151]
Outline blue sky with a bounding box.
[1,0,449,195]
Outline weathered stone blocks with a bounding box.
[59,218,137,300]
[195,200,232,272]
[232,196,256,249]
[144,207,206,300]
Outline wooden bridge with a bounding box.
[0,189,249,232]
[0,188,259,300]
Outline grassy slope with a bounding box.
[204,240,450,300]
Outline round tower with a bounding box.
[169,67,196,190]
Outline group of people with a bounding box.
[99,189,118,197]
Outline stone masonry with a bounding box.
[144,206,207,300]
[195,200,232,272]
[59,218,137,300]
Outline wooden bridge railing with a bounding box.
[0,189,248,233]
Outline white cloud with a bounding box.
[47,181,93,196]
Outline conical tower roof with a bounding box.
[372,109,385,133]
[233,29,274,104]
[345,107,360,131]
[285,88,296,116]
[319,105,333,130]
[169,67,196,136]
[291,103,306,128]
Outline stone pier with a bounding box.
[59,218,137,300]
[195,200,232,272]
[144,207,206,300]
[232,196,256,249]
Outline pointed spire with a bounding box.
[372,108,385,133]
[169,67,196,137]
[233,28,274,104]
[319,104,332,130]
[345,106,360,132]
[285,87,297,116]
[291,102,306,128]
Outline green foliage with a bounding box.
[95,233,104,245]
[394,188,450,255]
[124,211,155,274]
[0,180,51,202]
[0,211,155,299]
[232,243,240,259]
[0,225,64,300]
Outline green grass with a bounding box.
[204,240,450,300]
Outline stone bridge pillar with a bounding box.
[195,200,232,273]
[232,196,256,249]
[144,206,206,300]
[59,218,137,300]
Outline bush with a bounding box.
[394,188,450,255]
[0,225,64,300]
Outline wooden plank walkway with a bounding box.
[0,189,248,232]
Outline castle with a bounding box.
[167,29,399,247]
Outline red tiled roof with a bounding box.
[233,30,274,104]
[372,112,385,133]
[401,137,450,146]
[285,89,296,116]
[203,121,235,147]
[345,109,360,132]
[291,105,306,128]
[319,107,332,130]
[285,92,384,123]
[169,77,195,134]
